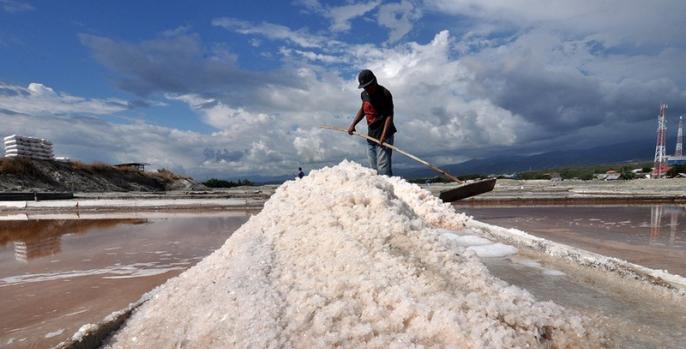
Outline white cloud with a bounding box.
[293,128,327,162]
[377,1,422,43]
[71,2,686,177]
[168,93,272,132]
[0,82,130,116]
[326,1,381,32]
[294,0,323,12]
[279,47,346,64]
[212,17,334,49]
[0,0,33,13]
[425,0,686,45]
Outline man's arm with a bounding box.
[347,104,365,135]
[379,115,393,145]
[379,88,394,145]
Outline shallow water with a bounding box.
[2,206,685,348]
[457,204,686,277]
[0,212,250,349]
[482,253,686,349]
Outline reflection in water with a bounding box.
[650,205,663,244]
[650,205,686,247]
[0,214,251,349]
[0,219,147,262]
[14,237,61,262]
[457,204,686,278]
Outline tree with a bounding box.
[667,164,686,178]
[203,178,254,188]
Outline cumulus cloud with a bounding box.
[293,0,418,42]
[426,0,686,45]
[0,82,131,115]
[64,1,686,177]
[0,108,312,179]
[168,93,273,132]
[455,28,686,143]
[377,1,422,43]
[326,1,381,32]
[79,33,298,98]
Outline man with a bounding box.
[347,69,397,176]
[297,167,305,179]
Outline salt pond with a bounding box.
[457,205,686,277]
[0,212,251,349]
[4,165,686,348]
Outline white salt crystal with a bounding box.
[104,160,605,348]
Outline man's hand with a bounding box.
[379,135,387,148]
[347,126,356,135]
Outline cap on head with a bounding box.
[357,69,376,89]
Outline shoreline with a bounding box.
[0,198,267,215]
[6,177,686,348]
[455,196,686,206]
[3,177,686,213]
[2,192,686,215]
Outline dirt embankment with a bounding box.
[0,158,204,192]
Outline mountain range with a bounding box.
[395,137,660,178]
[243,137,666,183]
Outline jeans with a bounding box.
[367,134,393,176]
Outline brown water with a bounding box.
[456,204,686,277]
[3,206,686,348]
[0,212,251,349]
[455,204,686,348]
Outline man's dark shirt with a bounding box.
[361,85,397,144]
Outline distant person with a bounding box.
[347,69,397,176]
[297,167,305,179]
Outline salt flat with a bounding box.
[98,161,605,348]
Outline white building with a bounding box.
[3,135,54,160]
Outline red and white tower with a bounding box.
[653,104,669,178]
[675,115,683,157]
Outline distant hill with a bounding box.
[0,158,203,192]
[396,138,658,178]
[218,137,663,183]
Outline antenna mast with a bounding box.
[653,104,668,178]
[676,115,684,157]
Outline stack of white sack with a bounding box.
[104,160,606,348]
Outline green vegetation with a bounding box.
[0,157,41,177]
[0,157,190,191]
[408,161,657,182]
[203,178,254,188]
[512,162,653,180]
[71,160,118,173]
[667,164,686,177]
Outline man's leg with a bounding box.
[376,134,393,176]
[367,141,378,172]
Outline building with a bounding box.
[114,162,147,171]
[3,134,54,160]
[667,156,686,166]
[545,172,562,181]
[596,170,623,181]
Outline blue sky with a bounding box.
[1,0,685,179]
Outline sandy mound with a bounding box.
[105,161,606,348]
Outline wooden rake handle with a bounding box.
[319,125,464,184]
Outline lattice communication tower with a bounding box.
[653,104,669,178]
[676,115,684,157]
